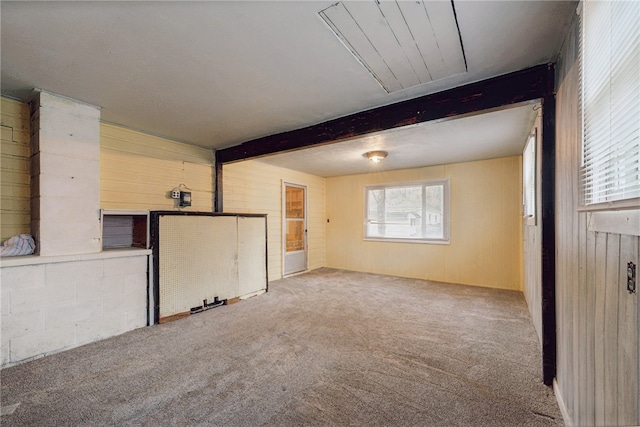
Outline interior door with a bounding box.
[283,183,307,276]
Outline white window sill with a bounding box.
[587,209,640,236]
[364,237,450,245]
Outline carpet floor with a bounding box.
[1,268,562,426]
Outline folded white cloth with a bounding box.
[0,234,36,257]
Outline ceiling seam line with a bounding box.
[450,0,468,72]
[395,1,433,82]
[375,1,423,86]
[419,1,447,75]
[342,2,403,91]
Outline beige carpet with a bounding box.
[1,268,562,426]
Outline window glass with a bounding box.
[364,179,449,243]
[523,131,536,221]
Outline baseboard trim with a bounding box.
[553,379,573,427]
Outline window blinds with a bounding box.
[581,0,640,207]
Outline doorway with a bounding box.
[283,182,307,276]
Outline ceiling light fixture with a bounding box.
[364,150,388,163]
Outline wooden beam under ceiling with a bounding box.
[215,63,554,165]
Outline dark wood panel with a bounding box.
[216,64,552,165]
[541,83,557,386]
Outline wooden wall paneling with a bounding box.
[584,228,596,426]
[215,159,223,212]
[101,123,213,165]
[594,231,607,425]
[554,12,579,422]
[1,97,31,241]
[604,232,620,424]
[100,124,214,212]
[554,56,575,417]
[222,160,325,281]
[324,157,522,290]
[617,234,639,425]
[523,112,543,343]
[576,213,587,423]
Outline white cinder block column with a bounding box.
[30,92,101,256]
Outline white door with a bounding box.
[283,183,307,276]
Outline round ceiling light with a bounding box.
[363,150,388,163]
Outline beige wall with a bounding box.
[326,156,523,291]
[1,97,31,241]
[100,123,214,211]
[222,160,325,281]
[0,99,215,240]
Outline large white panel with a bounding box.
[320,0,466,93]
[158,215,238,318]
[237,216,267,297]
[208,216,239,300]
[343,2,420,89]
[377,0,431,84]
[396,1,447,81]
[320,2,401,93]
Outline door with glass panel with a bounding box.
[283,183,307,276]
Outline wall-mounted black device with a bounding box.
[171,184,192,207]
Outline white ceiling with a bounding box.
[1,0,575,158]
[256,102,540,177]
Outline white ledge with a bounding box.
[0,248,151,268]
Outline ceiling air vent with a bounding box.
[319,0,467,93]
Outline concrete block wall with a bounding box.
[30,91,101,256]
[1,252,149,367]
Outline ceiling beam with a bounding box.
[216,63,553,164]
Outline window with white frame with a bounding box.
[523,130,537,222]
[364,179,450,243]
[580,0,639,208]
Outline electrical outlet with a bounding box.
[627,262,636,294]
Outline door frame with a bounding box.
[282,181,308,277]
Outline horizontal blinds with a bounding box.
[581,0,640,206]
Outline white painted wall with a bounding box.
[1,94,152,368]
[31,92,102,256]
[1,252,149,367]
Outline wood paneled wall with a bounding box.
[326,156,523,291]
[523,112,543,344]
[554,14,639,426]
[0,103,215,240]
[100,123,214,211]
[1,97,31,241]
[222,160,325,281]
